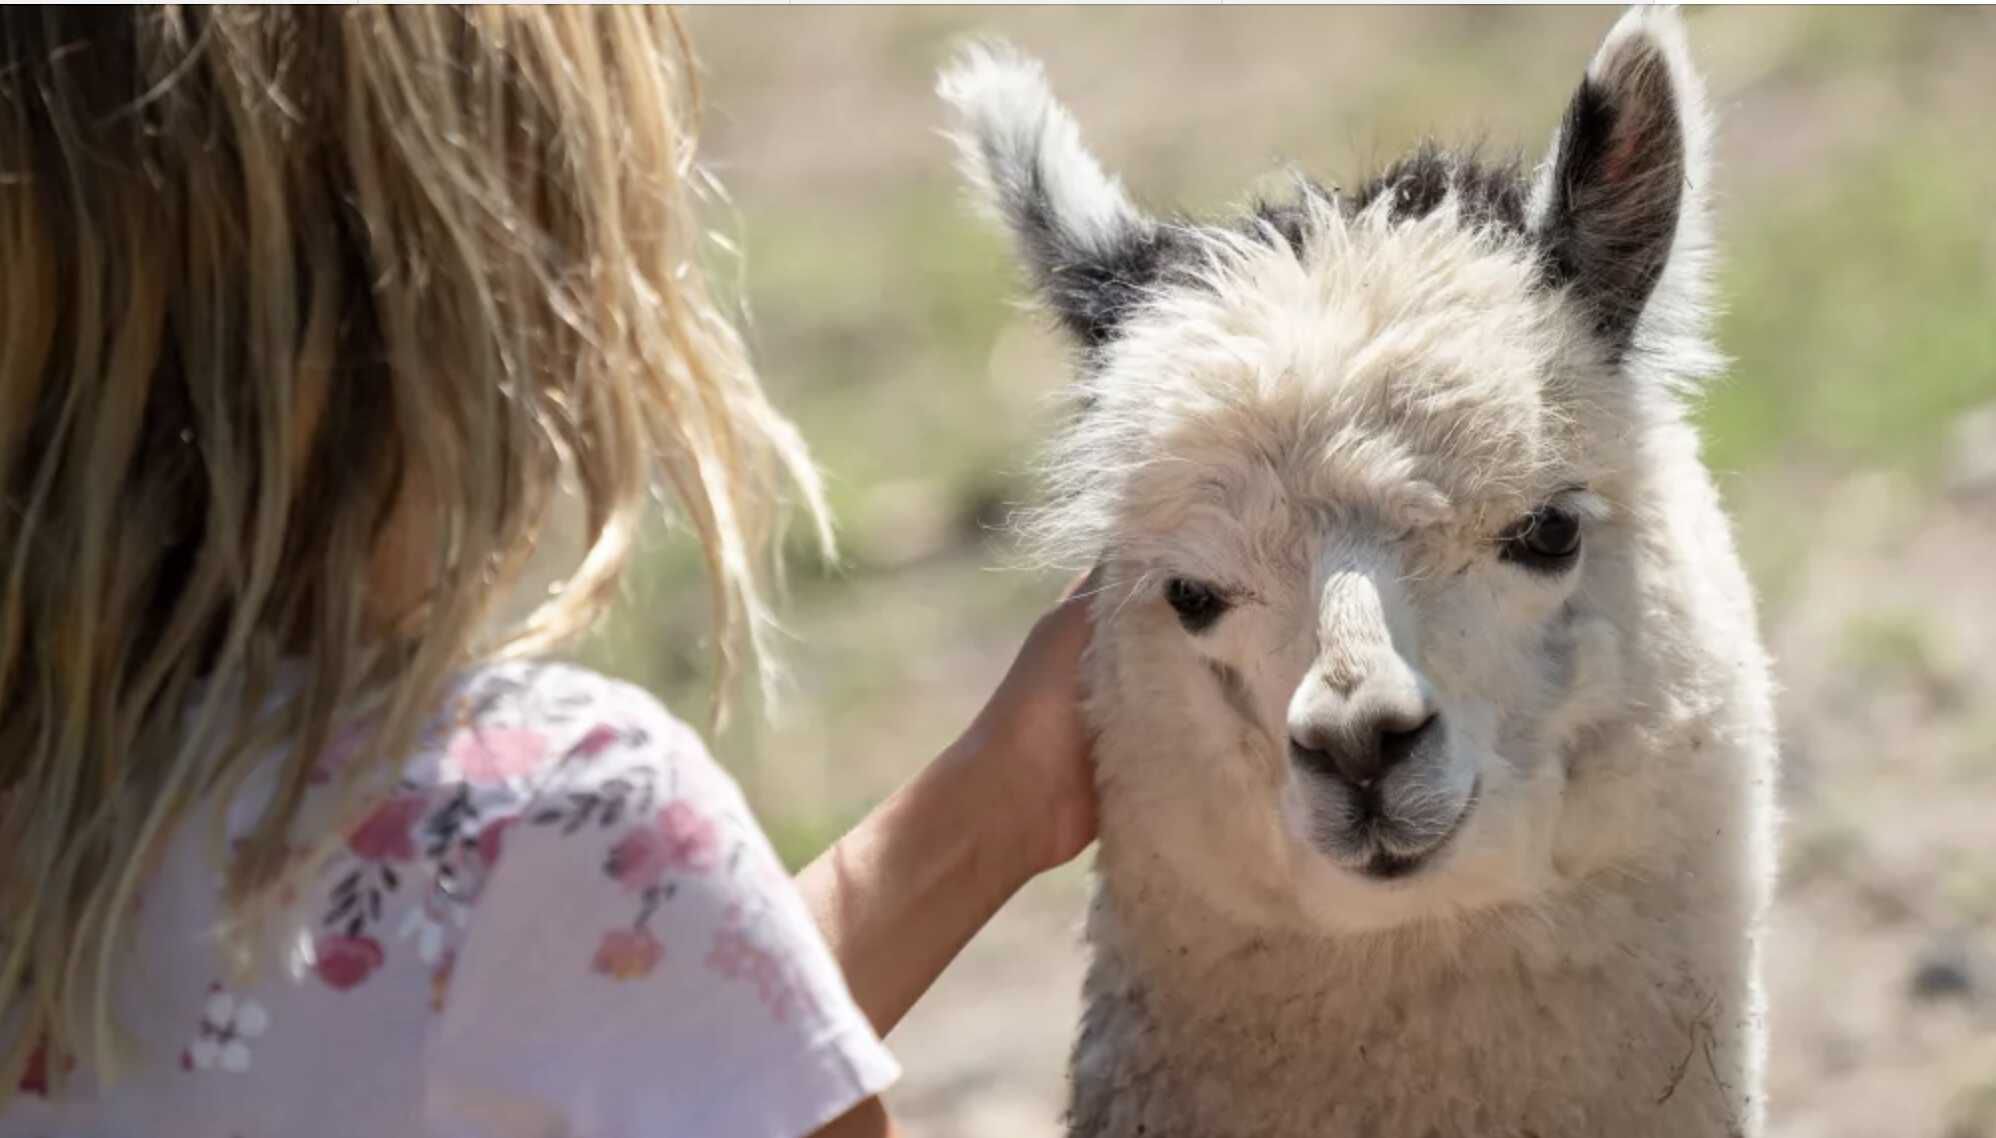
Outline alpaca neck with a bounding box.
[1072,791,1761,1138]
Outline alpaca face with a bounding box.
[945,10,1713,931]
[1073,368,1627,932]
[1053,217,1639,931]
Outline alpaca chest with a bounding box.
[1064,927,1757,1138]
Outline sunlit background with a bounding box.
[581,9,1996,1136]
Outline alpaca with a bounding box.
[942,9,1776,1137]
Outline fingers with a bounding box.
[1059,564,1103,606]
[1051,566,1101,635]
[1031,567,1100,666]
[1014,567,1101,675]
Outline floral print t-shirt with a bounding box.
[5,662,899,1138]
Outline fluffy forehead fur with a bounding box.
[1039,194,1596,580]
[943,8,1718,575]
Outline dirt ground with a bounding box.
[1758,457,1996,1138]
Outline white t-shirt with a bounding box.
[5,661,899,1138]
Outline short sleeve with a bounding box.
[419,676,899,1138]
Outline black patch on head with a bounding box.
[1354,144,1530,235]
[1241,178,1335,259]
[1534,40,1688,357]
[1219,151,1530,274]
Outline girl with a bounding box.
[0,9,1095,1137]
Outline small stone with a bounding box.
[1908,945,1975,1001]
[1944,402,1996,502]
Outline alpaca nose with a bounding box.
[1287,683,1441,788]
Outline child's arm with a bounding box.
[799,580,1098,1038]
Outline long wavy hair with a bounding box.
[0,6,827,1095]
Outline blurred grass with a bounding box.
[1706,128,1996,483]
[578,8,1996,867]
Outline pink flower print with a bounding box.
[706,925,792,1022]
[592,928,664,980]
[606,828,669,893]
[569,723,623,763]
[313,934,385,991]
[346,792,428,862]
[657,801,720,872]
[606,801,719,892]
[474,816,515,867]
[17,1037,69,1096]
[447,726,549,786]
[706,912,816,1024]
[706,920,754,979]
[184,987,269,1074]
[17,1041,47,1096]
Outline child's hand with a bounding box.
[950,572,1101,879]
[801,573,1102,1035]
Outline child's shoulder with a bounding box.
[449,658,700,744]
[291,659,813,1049]
[391,659,742,828]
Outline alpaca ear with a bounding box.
[1533,7,1711,356]
[939,43,1171,349]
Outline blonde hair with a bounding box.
[0,6,827,1094]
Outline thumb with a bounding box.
[1059,564,1103,606]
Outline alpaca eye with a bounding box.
[1164,577,1229,633]
[1500,506,1583,572]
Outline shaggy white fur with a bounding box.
[938,43,1145,258]
[943,7,1775,1137]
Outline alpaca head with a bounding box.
[946,10,1721,933]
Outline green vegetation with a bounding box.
[1705,129,1996,483]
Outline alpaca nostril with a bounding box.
[1288,731,1339,780]
[1376,712,1441,773]
[1289,710,1440,787]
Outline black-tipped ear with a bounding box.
[1535,9,1708,356]
[939,43,1176,350]
[1022,217,1184,352]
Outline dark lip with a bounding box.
[1353,773,1482,882]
